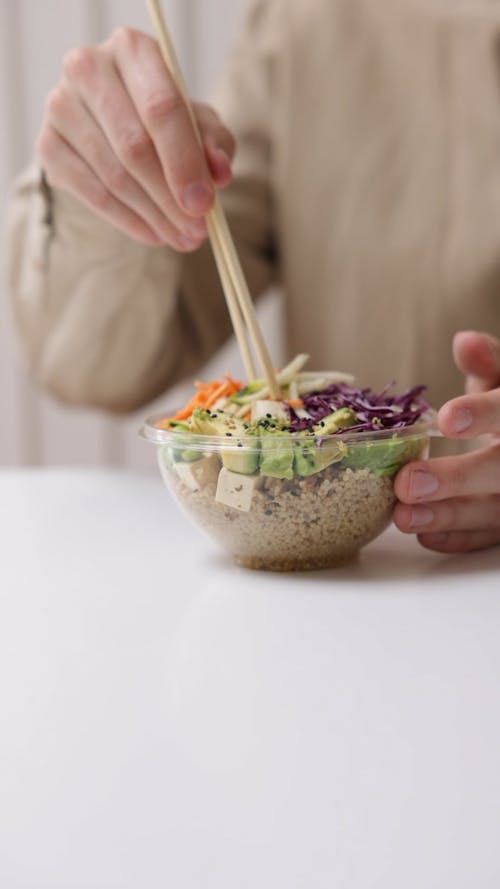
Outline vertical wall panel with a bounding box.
[193,0,247,98]
[0,0,43,465]
[0,0,21,465]
[16,0,124,467]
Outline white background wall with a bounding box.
[0,0,282,470]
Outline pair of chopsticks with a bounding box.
[146,0,280,399]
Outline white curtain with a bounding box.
[0,0,283,469]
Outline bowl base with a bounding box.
[233,550,359,572]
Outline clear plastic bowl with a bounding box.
[140,413,436,572]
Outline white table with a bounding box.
[1,469,500,889]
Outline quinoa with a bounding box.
[165,460,396,571]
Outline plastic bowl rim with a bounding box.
[139,409,439,452]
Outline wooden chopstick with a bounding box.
[146,0,254,381]
[146,0,281,399]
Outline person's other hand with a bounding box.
[393,331,500,553]
[36,28,235,249]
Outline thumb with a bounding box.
[453,330,500,394]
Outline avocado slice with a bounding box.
[312,408,357,435]
[180,448,202,463]
[341,434,425,477]
[190,408,240,436]
[294,436,347,477]
[259,429,294,479]
[190,408,259,475]
[222,443,259,475]
[168,430,202,463]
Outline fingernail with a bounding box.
[181,182,213,213]
[409,470,439,499]
[451,407,473,434]
[211,147,231,175]
[409,505,434,528]
[213,146,230,164]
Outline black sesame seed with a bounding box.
[266,413,272,418]
[225,432,232,437]
[265,509,273,516]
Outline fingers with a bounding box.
[37,29,236,249]
[43,82,191,249]
[394,447,500,554]
[196,104,236,162]
[37,126,166,246]
[416,529,500,554]
[434,331,500,448]
[63,41,207,246]
[393,333,500,556]
[205,145,233,188]
[394,443,500,504]
[452,330,500,393]
[438,389,500,438]
[394,487,500,554]
[110,28,215,217]
[196,104,235,188]
[394,494,500,535]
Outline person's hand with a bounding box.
[393,331,500,553]
[36,28,235,249]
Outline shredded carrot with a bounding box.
[156,375,243,427]
[204,381,230,409]
[287,398,304,409]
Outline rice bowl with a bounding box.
[142,419,434,571]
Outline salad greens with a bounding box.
[156,354,431,481]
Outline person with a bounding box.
[6,0,500,556]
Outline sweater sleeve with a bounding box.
[5,0,282,412]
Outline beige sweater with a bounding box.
[7,0,500,418]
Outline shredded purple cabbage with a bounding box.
[289,382,430,433]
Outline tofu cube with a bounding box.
[251,400,290,424]
[175,454,220,492]
[215,468,258,512]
